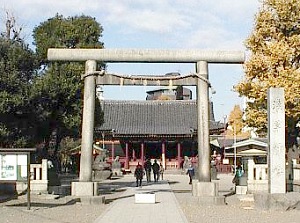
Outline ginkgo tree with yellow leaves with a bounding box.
[235,0,300,145]
[226,105,250,138]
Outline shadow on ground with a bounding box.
[5,198,80,208]
[104,194,134,204]
[0,194,18,204]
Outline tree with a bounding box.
[226,105,250,138]
[0,37,38,147]
[235,0,300,143]
[1,11,23,42]
[31,14,104,155]
[0,11,40,147]
[33,14,104,64]
[59,136,80,170]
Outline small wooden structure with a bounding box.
[224,138,268,166]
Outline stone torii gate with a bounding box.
[48,49,244,197]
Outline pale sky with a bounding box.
[1,0,261,121]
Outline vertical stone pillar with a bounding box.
[162,141,166,169]
[27,152,31,210]
[141,142,145,165]
[196,61,210,182]
[268,88,285,194]
[42,159,48,180]
[125,142,129,169]
[79,60,96,182]
[36,166,41,180]
[177,142,182,169]
[247,158,255,181]
[256,166,261,180]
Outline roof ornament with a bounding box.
[190,128,195,137]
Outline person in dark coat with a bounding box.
[134,163,144,187]
[186,164,195,184]
[144,158,152,182]
[152,159,160,182]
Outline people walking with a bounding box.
[159,163,164,180]
[134,162,144,187]
[232,164,243,186]
[152,159,160,182]
[144,158,152,183]
[186,164,195,184]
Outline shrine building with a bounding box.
[95,99,224,171]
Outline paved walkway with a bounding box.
[94,177,189,223]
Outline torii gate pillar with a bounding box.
[79,60,96,182]
[72,60,98,196]
[196,61,210,182]
[191,61,221,201]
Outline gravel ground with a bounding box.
[1,173,300,223]
[0,200,102,223]
[174,191,300,223]
[168,174,300,223]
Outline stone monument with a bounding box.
[254,88,288,210]
[268,87,285,194]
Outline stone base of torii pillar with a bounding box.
[71,182,105,204]
[71,182,98,196]
[192,181,225,205]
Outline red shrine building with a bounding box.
[94,86,224,171]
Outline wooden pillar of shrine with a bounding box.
[111,140,115,161]
[132,148,136,160]
[141,142,145,165]
[125,142,129,169]
[177,142,182,169]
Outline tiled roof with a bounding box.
[95,100,224,136]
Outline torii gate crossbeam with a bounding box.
[48,48,244,63]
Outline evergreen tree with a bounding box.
[31,14,104,154]
[0,37,38,147]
